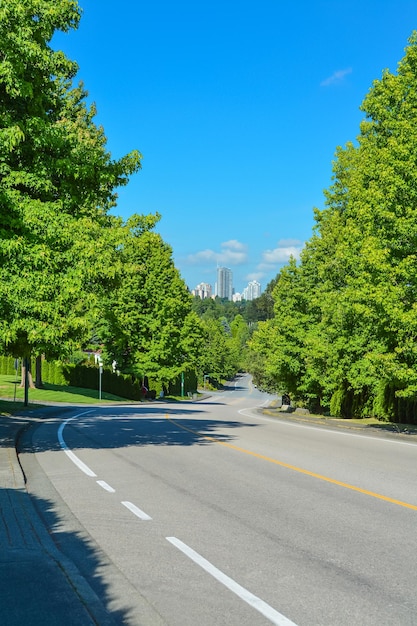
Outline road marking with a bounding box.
[239,408,417,447]
[166,537,297,626]
[166,416,417,511]
[58,413,153,521]
[57,411,97,477]
[122,501,152,521]
[97,480,115,493]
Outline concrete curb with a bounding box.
[260,406,417,440]
[0,407,118,625]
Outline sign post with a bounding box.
[98,358,103,400]
[13,359,19,403]
[23,357,29,407]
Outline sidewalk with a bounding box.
[0,396,207,626]
[0,408,117,626]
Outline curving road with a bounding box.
[20,374,417,625]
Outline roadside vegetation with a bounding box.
[0,1,250,399]
[263,400,417,435]
[2,3,417,424]
[0,374,128,405]
[248,34,417,425]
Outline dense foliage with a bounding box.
[189,287,276,384]
[0,0,140,363]
[99,214,206,387]
[249,33,417,423]
[0,0,254,394]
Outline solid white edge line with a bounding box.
[122,500,152,521]
[57,411,97,477]
[97,480,115,493]
[166,537,297,626]
[238,408,417,447]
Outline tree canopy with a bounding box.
[0,0,247,394]
[249,33,417,423]
[0,0,141,361]
[99,214,206,385]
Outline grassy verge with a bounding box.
[265,402,417,434]
[0,373,133,408]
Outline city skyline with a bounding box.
[192,267,262,301]
[51,2,416,291]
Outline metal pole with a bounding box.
[13,359,18,403]
[23,357,29,407]
[99,364,103,400]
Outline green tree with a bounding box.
[248,258,311,398]
[191,297,250,382]
[243,277,277,325]
[0,1,141,389]
[198,318,228,384]
[315,32,417,420]
[229,314,250,371]
[249,33,417,422]
[100,215,203,388]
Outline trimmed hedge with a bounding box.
[0,355,198,400]
[0,355,20,375]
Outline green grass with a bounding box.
[0,373,133,406]
[265,401,417,433]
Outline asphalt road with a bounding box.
[20,374,417,625]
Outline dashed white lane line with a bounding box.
[122,501,152,521]
[166,537,298,626]
[97,480,115,493]
[58,413,153,520]
[58,409,298,621]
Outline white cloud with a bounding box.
[261,240,303,264]
[221,239,247,251]
[246,271,264,282]
[186,240,248,266]
[320,67,352,87]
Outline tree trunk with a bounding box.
[20,359,35,389]
[35,355,43,388]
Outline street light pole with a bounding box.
[98,358,103,400]
[23,357,29,407]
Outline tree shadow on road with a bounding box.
[16,405,259,453]
[0,404,259,624]
[0,484,148,625]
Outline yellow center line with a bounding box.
[166,415,417,512]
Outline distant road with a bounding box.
[21,374,417,625]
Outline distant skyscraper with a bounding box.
[243,280,261,301]
[216,267,233,300]
[192,282,212,299]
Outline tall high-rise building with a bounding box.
[216,267,233,300]
[243,280,261,301]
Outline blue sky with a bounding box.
[54,1,416,294]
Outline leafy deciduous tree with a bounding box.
[0,0,141,389]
